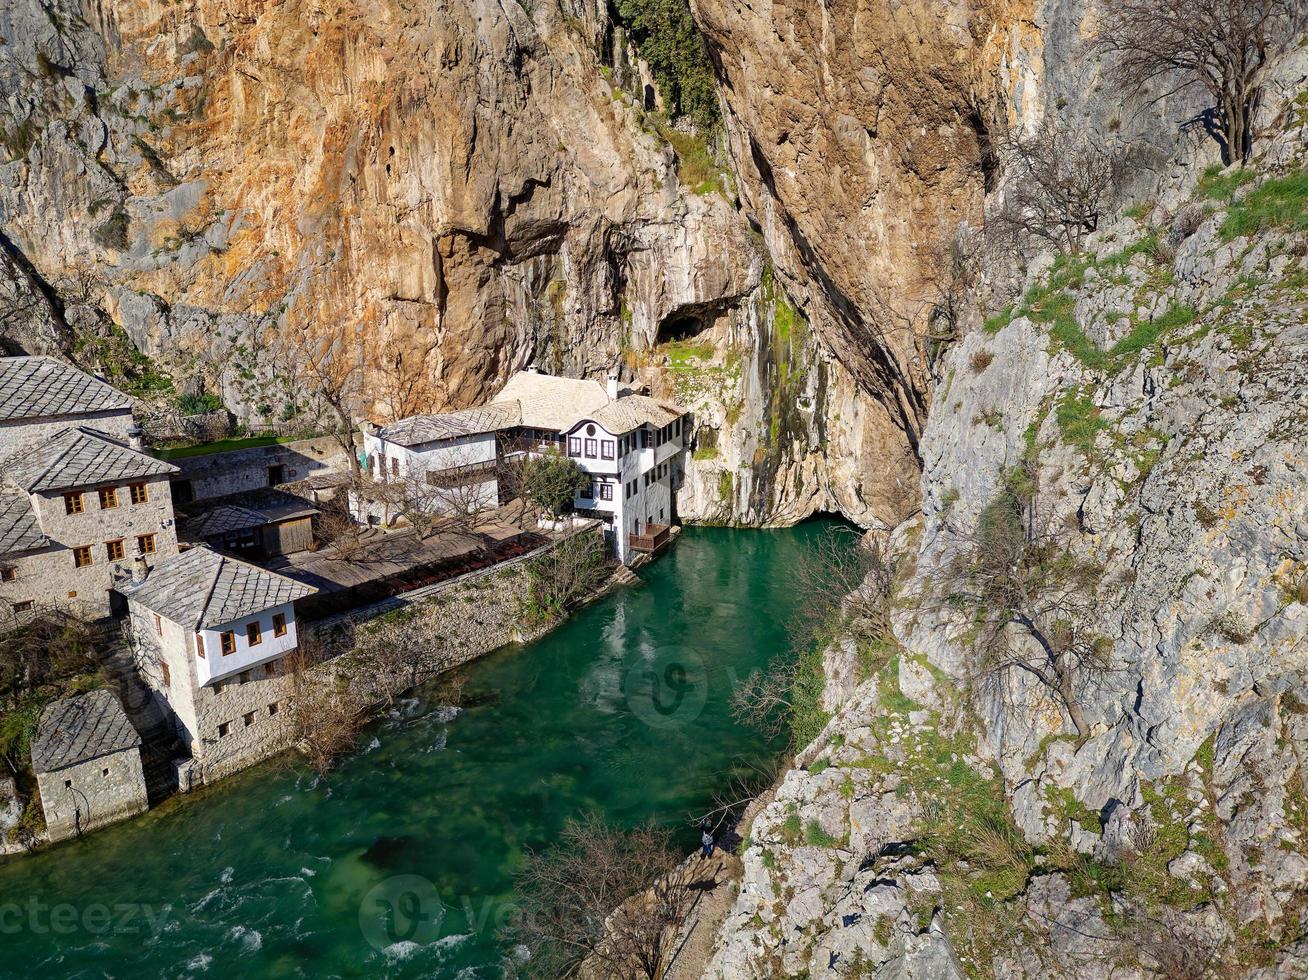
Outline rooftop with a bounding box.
[4,426,178,494]
[0,356,133,424]
[180,488,319,540]
[119,546,317,630]
[589,394,682,434]
[377,402,522,447]
[0,486,47,557]
[492,371,612,431]
[31,690,140,773]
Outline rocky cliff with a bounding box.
[699,31,1308,980]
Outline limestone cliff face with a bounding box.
[0,0,882,525]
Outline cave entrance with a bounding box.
[658,312,708,344]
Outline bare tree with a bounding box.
[1096,0,1306,164]
[508,814,696,980]
[939,479,1111,738]
[371,333,443,422]
[301,333,363,475]
[921,226,986,373]
[316,500,371,563]
[991,122,1122,253]
[0,604,102,708]
[520,530,611,623]
[283,645,370,775]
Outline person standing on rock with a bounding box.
[700,820,715,859]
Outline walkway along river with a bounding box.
[0,523,853,979]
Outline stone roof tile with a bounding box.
[31,690,140,772]
[0,485,46,557]
[378,401,522,447]
[4,427,178,493]
[0,356,132,422]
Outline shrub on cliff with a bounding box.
[615,0,720,132]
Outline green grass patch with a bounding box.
[804,820,838,847]
[1055,388,1107,458]
[1108,303,1196,361]
[1197,165,1256,203]
[155,435,300,460]
[1220,169,1308,241]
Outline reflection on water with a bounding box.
[0,523,850,979]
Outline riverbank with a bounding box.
[0,524,844,977]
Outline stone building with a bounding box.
[363,369,688,561]
[31,690,147,842]
[0,426,180,618]
[0,356,135,455]
[118,547,316,785]
[167,435,351,503]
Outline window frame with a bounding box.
[129,482,149,504]
[160,660,170,687]
[98,487,119,510]
[195,632,206,659]
[137,533,157,555]
[272,612,287,637]
[153,613,162,636]
[584,438,598,458]
[601,440,615,460]
[0,567,14,582]
[600,482,613,501]
[568,436,582,457]
[220,631,236,656]
[246,621,262,647]
[105,539,125,562]
[64,492,84,515]
[72,545,93,568]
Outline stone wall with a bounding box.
[0,474,179,618]
[35,748,147,843]
[171,436,350,501]
[0,409,135,457]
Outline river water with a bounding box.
[0,523,847,979]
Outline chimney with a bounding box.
[130,553,149,585]
[607,375,620,400]
[126,424,144,452]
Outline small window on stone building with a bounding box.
[137,533,157,555]
[268,702,280,716]
[64,492,84,515]
[64,779,72,789]
[98,487,119,510]
[243,711,255,727]
[130,483,149,504]
[106,539,125,562]
[13,601,32,614]
[218,722,230,738]
[272,613,287,637]
[73,546,93,568]
[195,633,205,658]
[220,631,236,655]
[102,768,109,778]
[238,670,252,684]
[1,566,15,582]
[267,465,285,486]
[247,621,262,646]
[161,661,170,687]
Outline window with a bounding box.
[267,464,285,486]
[106,539,125,562]
[602,441,615,460]
[12,600,32,614]
[268,702,280,716]
[586,424,596,436]
[600,483,613,501]
[64,492,84,515]
[674,419,681,437]
[160,660,170,687]
[272,613,287,637]
[102,768,109,778]
[172,480,194,504]
[0,567,14,582]
[217,722,230,738]
[64,779,72,789]
[244,711,255,728]
[137,533,157,555]
[247,621,262,646]
[73,546,93,568]
[130,483,149,504]
[153,613,162,636]
[568,437,582,456]
[195,633,206,659]
[220,631,236,655]
[390,457,399,477]
[584,438,597,458]
[640,429,649,449]
[265,659,278,678]
[98,487,119,510]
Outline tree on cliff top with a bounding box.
[615,0,720,131]
[1096,0,1307,164]
[940,472,1111,739]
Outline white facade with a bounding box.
[361,429,500,518]
[193,601,300,686]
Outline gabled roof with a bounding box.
[4,427,177,493]
[377,401,522,447]
[0,485,47,557]
[588,395,682,434]
[181,488,318,539]
[492,371,611,431]
[119,547,316,630]
[0,356,133,423]
[31,690,140,772]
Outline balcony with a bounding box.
[628,523,671,554]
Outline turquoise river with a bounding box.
[0,523,849,979]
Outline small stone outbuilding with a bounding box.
[32,690,147,842]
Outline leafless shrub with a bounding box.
[970,350,995,374]
[0,604,103,707]
[937,478,1111,738]
[283,646,371,775]
[508,814,696,979]
[1131,916,1222,979]
[1095,0,1306,164]
[991,122,1123,253]
[317,501,369,562]
[1208,610,1254,643]
[1172,203,1208,241]
[520,530,611,623]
